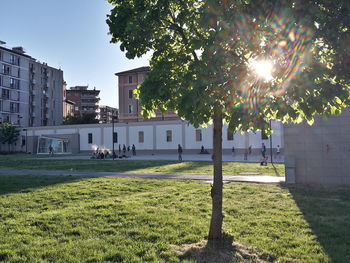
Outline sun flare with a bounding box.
[250,59,274,81]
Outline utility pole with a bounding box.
[112,109,115,160]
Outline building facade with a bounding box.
[66,86,100,117]
[99,105,118,123]
[17,120,283,154]
[0,42,64,127]
[0,45,31,126]
[116,67,178,122]
[29,61,64,126]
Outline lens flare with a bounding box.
[250,59,274,81]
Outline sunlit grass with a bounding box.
[0,174,349,262]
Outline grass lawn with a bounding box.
[0,174,349,262]
[0,154,285,177]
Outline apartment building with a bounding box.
[99,105,118,123]
[115,67,179,122]
[0,45,30,126]
[0,42,64,127]
[29,61,64,126]
[66,86,100,116]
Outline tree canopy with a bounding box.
[107,0,350,244]
[63,113,99,125]
[107,0,349,133]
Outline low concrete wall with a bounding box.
[284,108,350,186]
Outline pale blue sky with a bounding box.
[0,0,150,108]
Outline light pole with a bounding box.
[112,109,115,160]
[269,120,273,163]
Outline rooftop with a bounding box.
[115,66,150,76]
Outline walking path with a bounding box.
[0,169,285,184]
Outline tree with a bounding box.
[0,123,20,152]
[107,0,350,245]
[63,113,99,125]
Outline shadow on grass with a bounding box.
[288,185,350,263]
[0,174,81,195]
[0,156,177,173]
[271,163,281,177]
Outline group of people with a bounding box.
[91,144,137,160]
[90,143,281,164]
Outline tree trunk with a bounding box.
[208,103,223,246]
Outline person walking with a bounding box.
[132,144,136,156]
[48,145,53,156]
[178,144,183,161]
[276,145,281,158]
[118,144,121,155]
[261,143,266,158]
[123,144,126,155]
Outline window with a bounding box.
[138,131,144,143]
[128,89,133,99]
[227,130,234,141]
[9,78,19,89]
[88,133,93,144]
[195,129,202,141]
[10,54,15,64]
[128,104,133,113]
[166,130,172,142]
[10,103,19,113]
[2,64,10,75]
[113,132,118,143]
[75,106,79,111]
[128,75,132,83]
[2,89,9,99]
[10,54,19,65]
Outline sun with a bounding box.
[250,59,274,81]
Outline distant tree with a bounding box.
[107,0,350,245]
[63,113,99,125]
[0,123,20,152]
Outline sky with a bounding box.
[0,0,150,108]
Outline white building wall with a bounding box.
[185,124,213,150]
[101,127,127,150]
[129,125,153,150]
[57,128,77,134]
[20,120,284,153]
[33,129,55,136]
[79,127,101,151]
[156,124,182,149]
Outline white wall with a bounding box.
[23,120,284,152]
[102,127,127,150]
[79,128,101,151]
[33,129,55,136]
[156,124,182,149]
[129,125,153,150]
[57,128,77,134]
